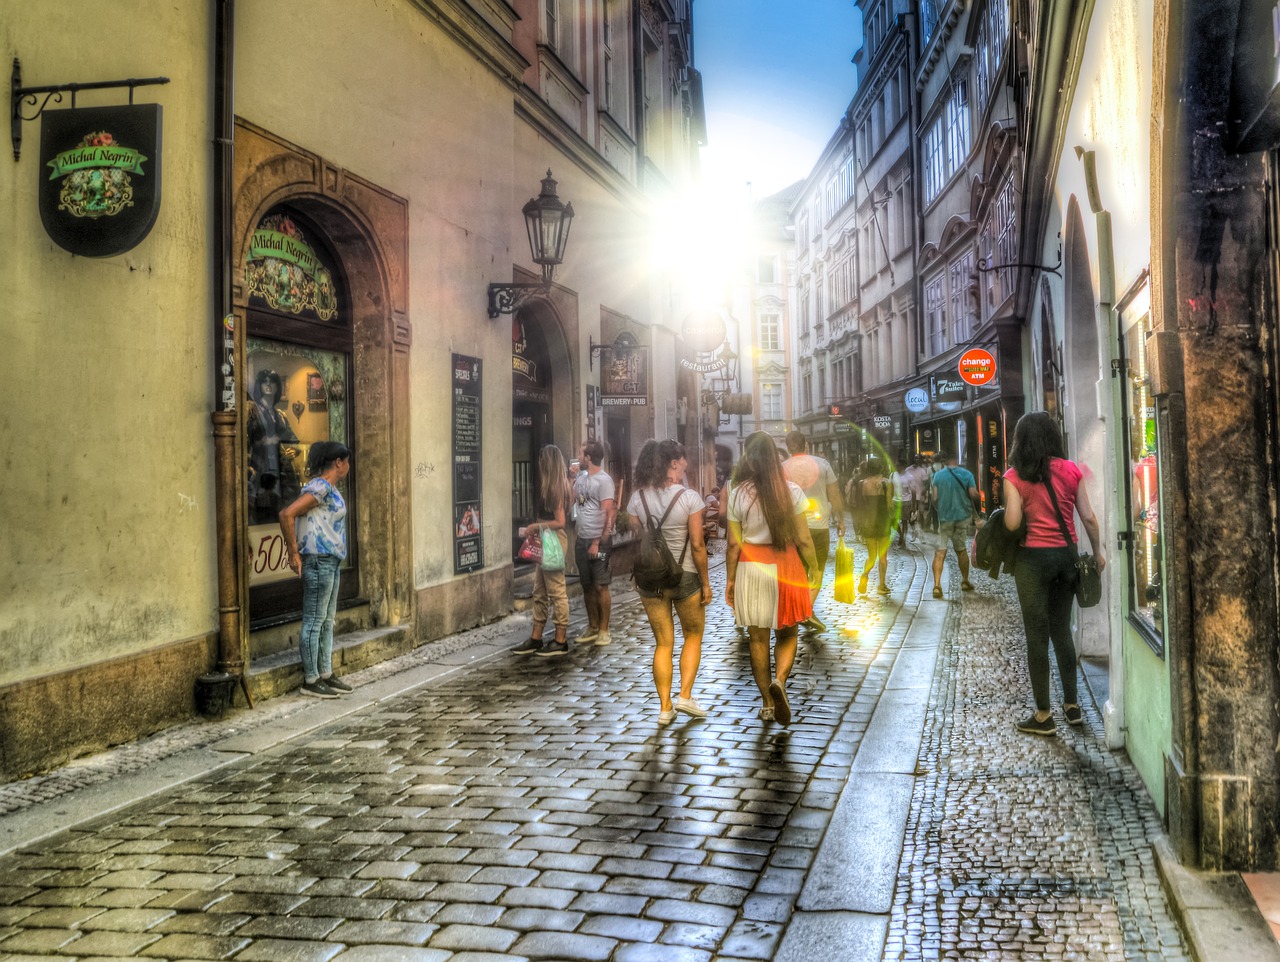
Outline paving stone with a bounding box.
[428,922,519,952]
[232,935,346,961]
[138,931,252,958]
[509,929,618,960]
[57,928,164,956]
[328,920,437,945]
[327,947,450,962]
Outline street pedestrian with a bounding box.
[725,431,819,726]
[782,430,846,633]
[513,445,572,657]
[852,456,895,595]
[904,454,930,543]
[1002,412,1106,736]
[929,452,981,598]
[278,441,355,699]
[627,439,713,724]
[890,460,912,548]
[573,440,616,646]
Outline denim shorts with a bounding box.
[636,569,702,601]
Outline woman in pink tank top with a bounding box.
[1001,413,1106,737]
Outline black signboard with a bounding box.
[452,354,483,573]
[39,104,162,257]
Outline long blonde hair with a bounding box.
[538,445,570,513]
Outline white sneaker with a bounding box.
[578,626,600,643]
[594,629,612,646]
[675,696,707,718]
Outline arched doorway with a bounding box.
[512,310,553,561]
[232,120,412,660]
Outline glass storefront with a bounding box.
[1118,287,1164,648]
[245,207,355,625]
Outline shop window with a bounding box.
[1119,296,1164,650]
[245,208,355,626]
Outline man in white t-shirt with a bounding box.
[782,431,846,633]
[571,441,616,648]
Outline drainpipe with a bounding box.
[1077,146,1120,748]
[209,0,250,705]
[901,11,923,458]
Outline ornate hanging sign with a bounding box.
[245,212,339,321]
[38,104,162,257]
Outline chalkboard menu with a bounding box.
[452,354,483,573]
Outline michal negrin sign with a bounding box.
[39,104,162,257]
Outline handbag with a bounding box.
[517,529,543,564]
[540,528,565,571]
[834,538,855,603]
[1043,476,1102,608]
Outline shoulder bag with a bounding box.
[1043,476,1102,608]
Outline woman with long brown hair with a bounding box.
[725,431,819,726]
[513,444,572,656]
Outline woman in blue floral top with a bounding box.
[279,441,353,699]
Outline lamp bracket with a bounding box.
[10,57,170,161]
[487,281,549,318]
[976,232,1062,277]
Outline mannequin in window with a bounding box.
[248,368,301,523]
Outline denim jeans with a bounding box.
[301,554,342,682]
[1012,546,1079,711]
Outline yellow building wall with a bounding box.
[0,2,217,686]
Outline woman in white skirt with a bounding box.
[725,432,819,726]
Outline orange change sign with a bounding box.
[959,348,997,385]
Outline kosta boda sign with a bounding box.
[38,104,163,257]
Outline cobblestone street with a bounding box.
[0,544,1190,961]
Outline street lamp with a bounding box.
[487,169,575,317]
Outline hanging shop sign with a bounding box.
[933,375,967,403]
[39,104,162,257]
[958,348,997,386]
[601,346,649,406]
[681,310,727,354]
[452,354,484,574]
[905,387,930,413]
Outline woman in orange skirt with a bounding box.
[725,431,819,726]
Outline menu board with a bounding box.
[452,354,483,573]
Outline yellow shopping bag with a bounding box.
[834,538,855,604]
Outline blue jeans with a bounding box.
[301,554,342,682]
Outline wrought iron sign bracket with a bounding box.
[486,281,549,319]
[976,232,1063,277]
[10,57,170,161]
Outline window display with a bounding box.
[246,342,349,587]
[1119,294,1164,646]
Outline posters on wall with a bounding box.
[452,354,483,573]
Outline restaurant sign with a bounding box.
[39,104,162,257]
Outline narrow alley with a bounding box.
[0,547,1190,961]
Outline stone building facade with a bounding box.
[0,0,704,777]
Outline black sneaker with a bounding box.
[1064,705,1084,726]
[1016,713,1056,736]
[536,641,569,657]
[512,637,543,655]
[301,680,338,699]
[322,675,353,693]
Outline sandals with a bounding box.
[932,587,943,599]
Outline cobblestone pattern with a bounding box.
[0,546,924,961]
[886,571,1191,962]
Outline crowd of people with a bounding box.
[274,416,1103,739]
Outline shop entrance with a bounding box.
[512,312,555,563]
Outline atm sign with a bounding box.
[959,348,997,385]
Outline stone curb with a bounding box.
[1154,836,1280,962]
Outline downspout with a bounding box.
[632,0,645,190]
[901,11,923,456]
[1077,146,1121,748]
[211,0,250,703]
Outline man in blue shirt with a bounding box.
[929,454,980,599]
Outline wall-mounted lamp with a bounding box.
[487,169,575,318]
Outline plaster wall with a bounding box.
[236,0,527,585]
[0,2,217,686]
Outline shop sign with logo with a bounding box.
[933,375,967,402]
[39,104,162,257]
[246,212,338,321]
[873,415,893,429]
[905,387,930,413]
[958,348,997,386]
[602,346,649,406]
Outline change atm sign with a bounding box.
[958,348,997,386]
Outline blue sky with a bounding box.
[695,0,861,199]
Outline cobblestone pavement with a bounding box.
[0,543,1191,961]
[886,575,1191,962]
